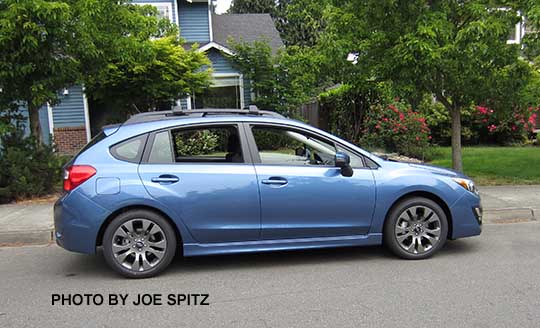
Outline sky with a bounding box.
[214,0,233,14]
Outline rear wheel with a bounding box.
[103,210,176,278]
[384,197,448,259]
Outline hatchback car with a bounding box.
[55,107,482,278]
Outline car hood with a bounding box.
[384,160,468,179]
[408,162,469,179]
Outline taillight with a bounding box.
[63,165,96,191]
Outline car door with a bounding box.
[138,123,260,243]
[246,123,376,240]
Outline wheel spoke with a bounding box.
[396,232,412,243]
[147,239,166,248]
[116,249,133,263]
[112,243,130,254]
[141,219,152,234]
[148,248,165,260]
[141,253,152,270]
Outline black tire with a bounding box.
[384,197,448,260]
[103,210,177,278]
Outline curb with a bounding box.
[0,229,54,246]
[483,207,536,224]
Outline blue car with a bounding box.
[55,107,482,278]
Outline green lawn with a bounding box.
[428,146,540,185]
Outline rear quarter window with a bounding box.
[110,134,148,163]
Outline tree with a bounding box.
[228,0,276,15]
[274,0,329,47]
[0,0,78,144]
[319,0,530,171]
[0,0,211,143]
[86,36,211,113]
[229,40,322,115]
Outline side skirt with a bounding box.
[183,233,383,257]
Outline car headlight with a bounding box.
[452,178,478,194]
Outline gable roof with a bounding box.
[211,13,284,54]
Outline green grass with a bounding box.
[428,146,540,185]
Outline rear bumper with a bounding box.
[449,191,482,239]
[54,190,111,254]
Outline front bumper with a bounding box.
[449,191,482,239]
[54,190,111,254]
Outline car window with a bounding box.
[336,145,365,168]
[171,125,244,163]
[110,134,147,163]
[251,126,336,166]
[148,131,174,163]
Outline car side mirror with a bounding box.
[335,152,353,177]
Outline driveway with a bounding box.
[0,222,539,327]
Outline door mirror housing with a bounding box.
[335,152,353,177]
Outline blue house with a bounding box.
[24,0,283,154]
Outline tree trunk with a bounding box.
[450,107,463,172]
[28,103,43,145]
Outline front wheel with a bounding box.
[103,210,177,278]
[384,197,448,260]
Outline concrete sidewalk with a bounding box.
[0,202,54,245]
[0,185,538,245]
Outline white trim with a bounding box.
[186,96,192,110]
[82,87,91,142]
[173,0,179,26]
[239,74,245,109]
[198,42,235,55]
[208,0,213,42]
[135,2,174,22]
[46,102,54,135]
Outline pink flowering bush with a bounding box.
[360,100,431,159]
[472,105,539,144]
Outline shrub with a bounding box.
[471,105,539,145]
[360,100,431,159]
[0,129,67,203]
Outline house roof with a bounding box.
[211,13,284,54]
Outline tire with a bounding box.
[103,210,177,278]
[384,197,448,260]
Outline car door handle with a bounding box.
[261,177,288,185]
[151,175,179,184]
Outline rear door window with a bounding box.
[171,125,244,163]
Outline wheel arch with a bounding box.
[383,191,453,239]
[96,205,184,252]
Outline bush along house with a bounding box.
[18,0,283,155]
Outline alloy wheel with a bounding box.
[111,218,167,272]
[394,205,442,254]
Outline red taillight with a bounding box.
[63,165,96,191]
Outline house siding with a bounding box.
[178,0,210,43]
[51,86,86,128]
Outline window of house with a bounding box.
[169,126,244,163]
[251,126,337,166]
[192,75,243,109]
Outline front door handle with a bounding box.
[261,177,288,186]
[151,175,179,184]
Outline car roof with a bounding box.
[124,106,284,125]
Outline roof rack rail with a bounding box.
[125,105,284,124]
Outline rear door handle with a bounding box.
[261,177,288,186]
[151,175,179,184]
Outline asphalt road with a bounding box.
[1,222,539,328]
